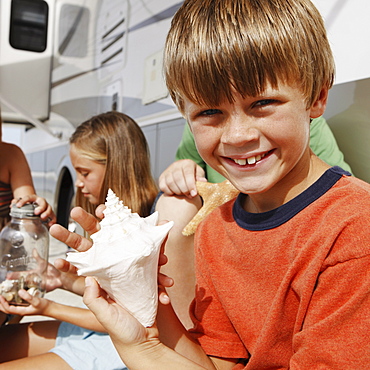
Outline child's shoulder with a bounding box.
[0,141,22,153]
[335,172,370,200]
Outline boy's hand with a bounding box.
[12,195,57,227]
[83,276,159,345]
[158,159,207,198]
[0,290,50,316]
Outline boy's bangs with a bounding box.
[170,43,291,109]
[167,35,296,110]
[165,0,334,111]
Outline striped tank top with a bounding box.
[0,181,12,229]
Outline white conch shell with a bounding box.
[66,189,174,327]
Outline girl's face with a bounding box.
[70,144,106,205]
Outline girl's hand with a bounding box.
[43,261,65,292]
[53,258,78,276]
[158,159,206,198]
[49,206,98,252]
[0,290,50,316]
[12,195,57,227]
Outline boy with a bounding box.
[53,0,370,368]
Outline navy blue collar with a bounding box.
[232,166,351,231]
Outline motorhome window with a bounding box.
[9,0,48,52]
[58,5,89,57]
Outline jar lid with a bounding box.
[10,203,38,219]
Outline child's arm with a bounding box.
[0,290,106,332]
[7,143,56,226]
[7,143,35,198]
[83,276,230,370]
[158,159,207,198]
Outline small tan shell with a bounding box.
[182,180,239,236]
[2,292,15,302]
[27,286,41,297]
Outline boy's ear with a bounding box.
[309,87,328,119]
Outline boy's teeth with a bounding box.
[247,156,256,165]
[234,153,265,166]
[235,158,247,165]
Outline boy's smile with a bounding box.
[185,82,328,212]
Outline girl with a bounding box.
[0,111,158,369]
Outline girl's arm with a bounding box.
[0,290,106,332]
[8,143,56,225]
[7,143,35,198]
[41,301,106,332]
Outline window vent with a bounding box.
[96,0,129,78]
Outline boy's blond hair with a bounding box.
[164,0,335,112]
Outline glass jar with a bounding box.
[0,203,49,305]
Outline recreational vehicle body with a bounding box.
[0,0,369,228]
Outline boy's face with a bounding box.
[184,81,327,210]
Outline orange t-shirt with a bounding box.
[190,167,370,369]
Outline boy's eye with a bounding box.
[200,108,222,116]
[253,99,276,108]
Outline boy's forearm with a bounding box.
[43,301,106,332]
[112,336,213,370]
[156,303,215,368]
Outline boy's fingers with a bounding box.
[83,277,109,317]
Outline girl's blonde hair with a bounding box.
[70,111,158,217]
[165,0,335,112]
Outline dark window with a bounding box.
[10,0,48,52]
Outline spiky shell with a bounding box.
[67,189,173,327]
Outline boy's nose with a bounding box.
[221,117,259,146]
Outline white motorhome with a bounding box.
[1,0,186,227]
[0,0,369,228]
